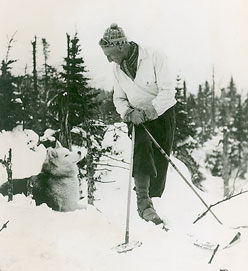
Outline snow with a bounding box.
[0,126,248,271]
[0,127,47,181]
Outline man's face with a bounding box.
[101,46,125,65]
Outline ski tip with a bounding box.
[223,232,241,249]
[162,224,170,231]
[156,219,170,231]
[113,240,142,253]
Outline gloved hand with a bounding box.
[123,108,146,125]
[140,104,158,121]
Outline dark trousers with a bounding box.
[129,106,175,198]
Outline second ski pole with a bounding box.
[141,124,222,225]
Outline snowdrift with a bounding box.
[0,126,248,271]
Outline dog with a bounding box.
[0,141,84,212]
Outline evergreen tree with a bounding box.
[196,84,204,142]
[231,96,243,166]
[206,77,241,196]
[240,95,248,178]
[58,33,99,146]
[60,33,99,128]
[0,34,23,130]
[210,67,216,134]
[197,81,212,142]
[202,81,212,139]
[22,36,44,134]
[31,36,38,95]
[173,77,197,147]
[39,38,61,133]
[42,38,50,96]
[96,89,121,124]
[173,76,189,145]
[0,59,23,130]
[59,33,105,204]
[19,72,37,131]
[173,76,204,185]
[187,93,198,128]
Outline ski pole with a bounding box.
[142,124,222,225]
[125,124,135,244]
[114,125,142,253]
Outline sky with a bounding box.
[0,0,247,95]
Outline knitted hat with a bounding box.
[100,23,128,47]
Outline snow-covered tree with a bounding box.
[58,33,107,204]
[173,76,204,185]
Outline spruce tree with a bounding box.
[22,35,44,134]
[174,77,197,147]
[173,76,204,186]
[210,68,216,134]
[0,35,23,131]
[240,95,248,178]
[60,33,98,128]
[207,78,240,195]
[174,76,189,145]
[39,38,61,133]
[59,32,104,204]
[96,89,121,124]
[196,84,204,143]
[0,59,23,130]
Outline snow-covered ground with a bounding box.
[0,125,248,271]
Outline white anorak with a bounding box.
[113,44,176,119]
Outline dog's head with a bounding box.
[42,141,83,176]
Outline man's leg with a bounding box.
[134,172,163,224]
[147,106,176,198]
[132,125,163,224]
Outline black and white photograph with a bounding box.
[0,0,247,270]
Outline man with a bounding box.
[99,23,176,225]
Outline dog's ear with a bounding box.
[55,140,63,149]
[46,147,58,160]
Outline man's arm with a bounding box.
[112,71,131,119]
[151,49,177,115]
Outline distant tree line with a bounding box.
[0,33,118,204]
[174,75,248,196]
[0,33,247,198]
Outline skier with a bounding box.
[99,23,176,225]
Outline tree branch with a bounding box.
[208,244,219,264]
[107,125,128,134]
[95,168,111,172]
[96,163,129,171]
[5,31,17,63]
[95,180,116,183]
[194,189,248,224]
[101,154,129,164]
[0,149,13,201]
[0,220,10,232]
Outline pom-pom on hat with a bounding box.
[100,23,128,47]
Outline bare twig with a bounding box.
[0,159,5,166]
[5,31,17,63]
[107,125,128,134]
[194,189,248,224]
[0,149,13,201]
[95,180,116,183]
[96,163,129,171]
[0,220,10,232]
[95,168,111,172]
[208,244,219,264]
[232,225,248,229]
[101,154,129,164]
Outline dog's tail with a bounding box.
[0,181,8,196]
[0,178,29,196]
